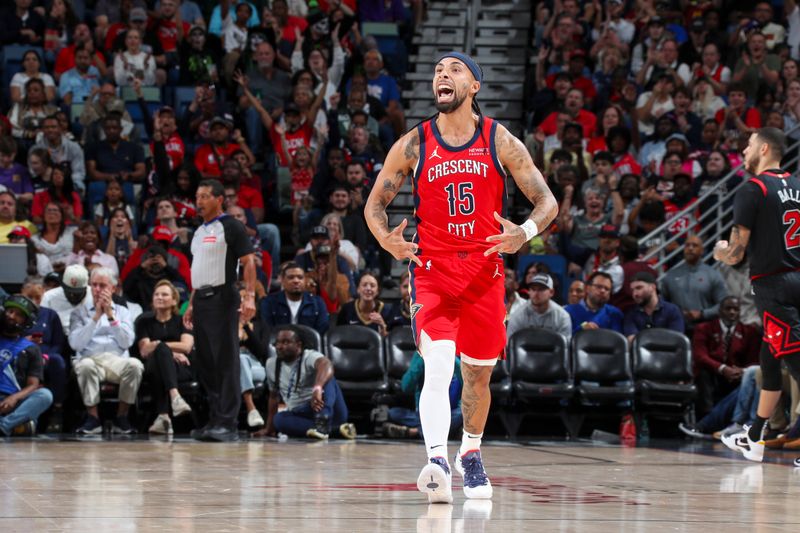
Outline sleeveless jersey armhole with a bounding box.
[488,119,507,180]
[413,123,426,181]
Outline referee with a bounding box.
[184,179,256,442]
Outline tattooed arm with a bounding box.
[364,129,423,266]
[713,225,751,265]
[485,124,559,256]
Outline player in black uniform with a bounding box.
[714,127,800,464]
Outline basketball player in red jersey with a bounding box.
[714,127,800,465]
[365,52,557,503]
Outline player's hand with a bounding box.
[713,240,729,261]
[381,218,422,266]
[484,212,528,257]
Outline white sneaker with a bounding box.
[722,425,764,462]
[417,457,453,504]
[453,450,493,499]
[247,409,265,427]
[148,414,173,435]
[171,395,192,417]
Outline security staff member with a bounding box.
[184,179,256,442]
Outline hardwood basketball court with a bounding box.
[2,437,800,531]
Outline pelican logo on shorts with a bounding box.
[429,146,442,160]
[410,303,423,320]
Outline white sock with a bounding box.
[418,331,455,461]
[460,430,483,456]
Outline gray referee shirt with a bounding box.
[190,214,254,288]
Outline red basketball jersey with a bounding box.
[412,116,507,255]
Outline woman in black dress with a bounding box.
[336,272,393,337]
[135,280,194,434]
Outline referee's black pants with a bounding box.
[193,287,241,430]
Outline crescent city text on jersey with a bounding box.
[427,160,490,182]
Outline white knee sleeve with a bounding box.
[418,330,456,460]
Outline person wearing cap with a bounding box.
[661,234,727,329]
[622,271,684,341]
[583,224,624,295]
[69,267,140,435]
[20,279,67,432]
[0,191,37,245]
[85,114,145,208]
[146,103,186,171]
[151,0,191,59]
[528,71,572,131]
[736,2,786,51]
[0,295,53,436]
[507,273,572,341]
[365,50,558,502]
[41,264,93,335]
[193,113,243,178]
[8,225,53,277]
[296,225,354,297]
[123,245,188,311]
[119,223,193,293]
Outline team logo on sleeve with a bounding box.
[410,303,424,320]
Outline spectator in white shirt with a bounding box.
[114,28,157,87]
[10,50,57,104]
[69,267,141,435]
[222,0,253,83]
[41,264,93,335]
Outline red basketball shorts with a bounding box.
[409,252,506,365]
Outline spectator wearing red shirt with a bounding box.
[149,0,190,56]
[54,23,109,80]
[545,50,597,107]
[606,126,642,177]
[270,0,309,45]
[219,159,265,223]
[31,163,83,226]
[193,115,241,178]
[538,88,597,139]
[149,107,185,170]
[587,106,625,155]
[714,83,761,141]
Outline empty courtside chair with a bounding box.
[503,328,573,437]
[385,326,416,392]
[509,328,573,402]
[326,325,388,400]
[631,329,696,414]
[572,329,634,403]
[568,329,634,437]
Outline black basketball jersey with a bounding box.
[733,169,800,279]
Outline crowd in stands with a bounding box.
[2,0,800,446]
[520,0,800,444]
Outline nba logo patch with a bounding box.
[410,303,423,320]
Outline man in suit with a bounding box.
[692,296,761,416]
